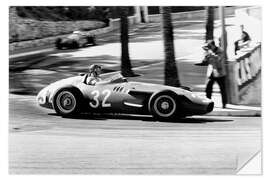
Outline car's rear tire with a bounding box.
[72,41,79,48]
[87,36,96,45]
[53,88,83,116]
[149,91,178,120]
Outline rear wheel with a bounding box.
[87,36,96,45]
[53,88,82,116]
[72,41,79,48]
[149,92,178,120]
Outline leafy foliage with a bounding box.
[15,6,134,22]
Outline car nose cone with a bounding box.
[37,96,45,104]
[37,87,49,105]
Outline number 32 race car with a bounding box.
[37,74,214,120]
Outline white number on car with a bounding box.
[89,90,99,108]
[102,89,112,107]
[89,90,111,108]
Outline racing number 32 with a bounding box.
[89,90,111,108]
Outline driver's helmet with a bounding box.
[89,64,102,74]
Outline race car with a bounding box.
[37,73,214,120]
[55,31,96,49]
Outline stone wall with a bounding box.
[226,43,261,104]
[224,6,262,105]
[9,7,106,43]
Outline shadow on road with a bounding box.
[48,113,233,124]
[177,117,233,123]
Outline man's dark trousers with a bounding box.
[206,75,228,107]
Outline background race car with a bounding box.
[55,31,96,49]
[37,74,214,120]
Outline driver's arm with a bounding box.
[95,74,126,85]
[95,79,111,85]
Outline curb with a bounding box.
[194,92,261,117]
[9,48,55,59]
[207,108,261,117]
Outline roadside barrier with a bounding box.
[226,43,261,104]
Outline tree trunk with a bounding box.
[160,6,181,87]
[205,6,214,41]
[119,7,134,77]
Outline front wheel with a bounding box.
[149,92,178,120]
[53,88,82,116]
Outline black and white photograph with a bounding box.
[6,2,264,176]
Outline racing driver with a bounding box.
[86,64,102,85]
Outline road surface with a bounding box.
[9,95,261,174]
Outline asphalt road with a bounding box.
[9,95,261,174]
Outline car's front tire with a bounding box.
[53,88,83,116]
[149,91,178,120]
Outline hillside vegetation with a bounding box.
[9,7,106,43]
[15,6,134,22]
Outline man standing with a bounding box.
[203,40,227,108]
